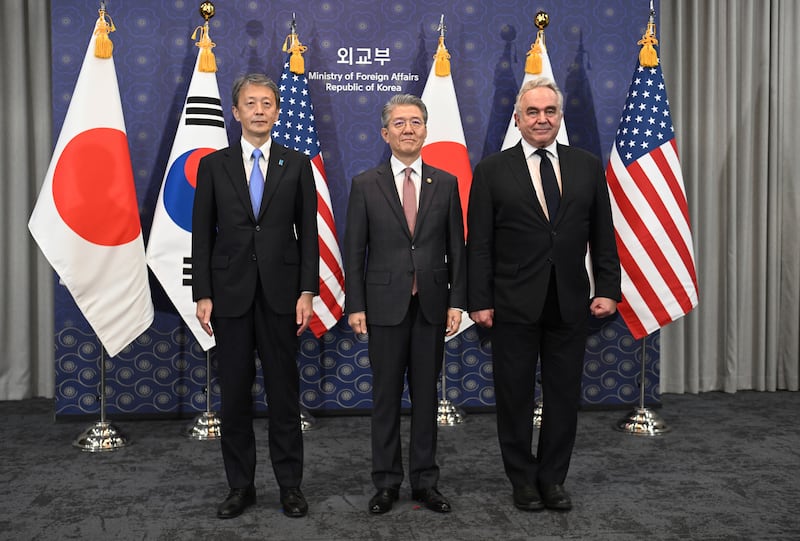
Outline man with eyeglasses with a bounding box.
[344,94,466,515]
[467,78,620,512]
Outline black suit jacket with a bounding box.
[467,142,620,323]
[192,140,319,316]
[344,162,466,326]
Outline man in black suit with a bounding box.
[192,73,318,519]
[344,94,466,515]
[467,78,621,512]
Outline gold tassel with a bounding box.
[192,22,217,73]
[525,29,545,74]
[434,35,451,77]
[638,20,659,68]
[93,7,116,59]
[283,31,308,75]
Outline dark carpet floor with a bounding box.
[1,391,798,540]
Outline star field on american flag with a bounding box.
[272,62,320,157]
[614,65,675,166]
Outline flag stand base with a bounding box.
[73,421,128,452]
[184,411,222,440]
[614,336,671,436]
[615,407,671,436]
[437,398,465,426]
[185,353,222,440]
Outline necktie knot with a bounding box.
[249,148,265,215]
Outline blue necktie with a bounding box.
[249,148,264,215]
[536,148,560,221]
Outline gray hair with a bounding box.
[514,77,563,116]
[381,94,428,128]
[231,73,280,108]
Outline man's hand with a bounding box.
[445,309,463,337]
[348,311,367,336]
[469,308,494,329]
[590,297,618,318]
[196,298,214,336]
[296,292,314,336]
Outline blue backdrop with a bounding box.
[51,0,661,418]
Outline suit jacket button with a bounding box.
[251,254,257,261]
[255,225,261,232]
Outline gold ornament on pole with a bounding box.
[192,1,217,73]
[93,1,116,59]
[637,5,659,68]
[525,11,549,75]
[282,13,308,75]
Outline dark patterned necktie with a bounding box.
[536,148,560,221]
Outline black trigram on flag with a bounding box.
[182,256,192,286]
[185,96,224,128]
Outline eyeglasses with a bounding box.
[388,118,425,130]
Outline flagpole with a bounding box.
[185,349,222,439]
[614,335,671,435]
[73,347,129,451]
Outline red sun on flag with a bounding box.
[421,140,472,232]
[52,127,141,246]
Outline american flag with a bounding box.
[272,58,345,337]
[605,63,698,339]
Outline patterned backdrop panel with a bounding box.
[51,0,661,417]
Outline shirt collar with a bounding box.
[241,137,272,160]
[390,155,422,178]
[521,138,559,160]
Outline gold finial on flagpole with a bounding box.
[191,2,217,73]
[282,13,308,75]
[638,2,659,68]
[525,11,549,75]
[94,1,116,59]
[434,14,451,77]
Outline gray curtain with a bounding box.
[0,1,53,399]
[660,0,800,392]
[2,1,798,400]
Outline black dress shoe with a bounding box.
[280,487,308,517]
[412,487,451,513]
[512,485,545,511]
[217,486,256,519]
[368,488,399,514]
[539,483,572,511]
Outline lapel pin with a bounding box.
[278,158,284,166]
[426,177,432,184]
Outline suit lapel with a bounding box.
[553,143,574,226]
[415,164,439,236]
[375,163,411,236]
[221,142,254,219]
[261,143,288,218]
[507,143,550,225]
